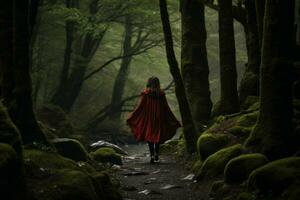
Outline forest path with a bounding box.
[116,144,212,200]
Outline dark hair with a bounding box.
[146,76,161,97]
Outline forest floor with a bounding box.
[115,144,213,200]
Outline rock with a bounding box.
[122,185,137,191]
[24,148,122,200]
[236,192,253,200]
[224,153,269,184]
[240,96,259,111]
[51,138,90,162]
[235,111,258,127]
[0,102,22,154]
[138,189,162,195]
[209,180,231,199]
[160,184,183,190]
[227,126,252,138]
[90,147,122,165]
[90,140,128,155]
[0,143,26,199]
[197,133,230,160]
[37,104,75,137]
[248,157,300,195]
[196,144,244,180]
[191,160,203,173]
[181,174,195,181]
[281,184,300,200]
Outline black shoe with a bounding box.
[154,155,159,161]
[150,156,155,164]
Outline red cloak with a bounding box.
[126,88,181,143]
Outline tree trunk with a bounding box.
[0,1,14,106]
[109,16,133,123]
[11,0,49,145]
[159,0,197,154]
[180,0,212,130]
[239,0,261,104]
[51,0,78,106]
[246,0,296,160]
[296,0,300,46]
[218,0,240,115]
[52,0,104,112]
[255,0,265,47]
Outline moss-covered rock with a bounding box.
[236,192,254,200]
[281,184,300,200]
[197,133,230,160]
[51,138,90,162]
[196,144,244,180]
[224,153,269,184]
[235,111,258,127]
[248,157,300,195]
[191,160,203,173]
[24,148,122,200]
[37,104,75,137]
[210,180,231,199]
[240,96,259,111]
[90,147,122,165]
[0,143,26,199]
[0,102,23,154]
[227,126,252,138]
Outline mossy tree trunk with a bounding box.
[159,0,197,154]
[180,0,212,130]
[109,16,133,123]
[218,0,240,115]
[239,0,261,104]
[246,0,296,160]
[9,0,50,145]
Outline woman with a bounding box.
[126,77,181,164]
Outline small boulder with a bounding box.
[224,153,269,184]
[0,143,26,199]
[196,144,244,180]
[90,147,122,165]
[90,140,128,155]
[197,133,230,160]
[248,157,300,195]
[51,138,90,162]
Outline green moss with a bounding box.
[51,138,90,162]
[235,111,258,127]
[0,102,22,155]
[210,180,231,198]
[224,153,269,184]
[90,147,122,165]
[191,160,203,173]
[197,133,230,160]
[160,139,179,154]
[196,144,244,180]
[248,157,300,195]
[281,184,300,200]
[30,169,99,200]
[241,96,259,111]
[0,143,26,199]
[227,126,252,138]
[237,192,254,200]
[24,148,122,200]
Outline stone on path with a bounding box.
[160,184,184,190]
[138,189,162,195]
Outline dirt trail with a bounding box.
[116,144,213,200]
